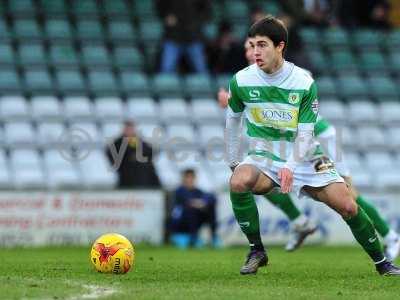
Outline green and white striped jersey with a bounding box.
[228,61,319,165]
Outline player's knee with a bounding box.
[230,166,256,192]
[230,174,248,192]
[341,200,358,218]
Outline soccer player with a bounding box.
[219,37,400,258]
[225,16,400,275]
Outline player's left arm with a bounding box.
[279,82,319,192]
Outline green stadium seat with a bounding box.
[87,70,118,95]
[330,51,358,72]
[13,19,42,39]
[71,0,99,16]
[45,19,73,40]
[49,43,79,68]
[0,70,22,92]
[299,27,320,47]
[153,74,182,97]
[323,28,349,49]
[76,20,104,40]
[315,76,337,97]
[184,74,213,97]
[24,70,53,92]
[133,0,156,18]
[120,72,151,96]
[368,76,398,98]
[139,21,163,44]
[8,0,35,16]
[56,70,86,94]
[203,23,218,40]
[388,53,400,74]
[0,44,15,66]
[337,75,368,98]
[107,21,136,43]
[262,1,282,15]
[216,74,232,91]
[233,24,249,40]
[358,51,387,72]
[103,0,129,17]
[113,47,144,70]
[225,0,249,21]
[81,45,110,67]
[385,30,400,51]
[307,50,329,73]
[18,44,47,66]
[39,0,68,15]
[352,30,382,49]
[0,20,11,40]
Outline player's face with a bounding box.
[244,39,255,65]
[248,35,284,73]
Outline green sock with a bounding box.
[264,193,301,221]
[356,195,390,238]
[345,206,385,263]
[230,190,263,250]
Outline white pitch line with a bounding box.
[67,284,118,300]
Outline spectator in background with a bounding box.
[106,121,160,189]
[280,0,333,27]
[156,0,211,73]
[207,21,248,74]
[170,169,219,248]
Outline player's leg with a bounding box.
[230,164,275,274]
[264,193,317,251]
[304,183,400,275]
[344,176,400,261]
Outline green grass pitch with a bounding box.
[1,245,399,300]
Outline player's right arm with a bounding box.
[225,76,244,171]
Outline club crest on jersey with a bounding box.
[312,99,319,114]
[249,89,261,99]
[288,92,300,104]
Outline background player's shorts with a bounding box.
[238,154,344,197]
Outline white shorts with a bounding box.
[239,154,345,197]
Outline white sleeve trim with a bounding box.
[298,123,315,131]
[225,107,243,166]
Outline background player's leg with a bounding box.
[305,183,385,264]
[264,193,301,221]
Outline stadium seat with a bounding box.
[299,27,320,47]
[153,151,180,189]
[37,121,66,147]
[136,121,164,145]
[11,150,46,189]
[107,21,136,43]
[368,76,398,98]
[153,74,183,97]
[63,96,94,120]
[337,75,368,98]
[0,44,15,66]
[127,97,158,121]
[0,19,11,40]
[133,0,157,19]
[307,50,329,73]
[184,74,213,97]
[165,124,197,149]
[0,167,12,188]
[76,20,104,40]
[225,0,249,21]
[323,28,350,49]
[81,45,110,67]
[4,122,36,147]
[24,69,54,93]
[379,102,400,124]
[43,149,83,189]
[386,30,400,52]
[386,127,400,150]
[71,0,99,17]
[49,43,79,68]
[216,74,232,91]
[120,72,151,96]
[44,19,73,40]
[78,150,117,189]
[101,121,123,140]
[343,151,364,172]
[13,18,42,39]
[351,168,373,190]
[365,151,393,170]
[39,0,68,16]
[358,51,387,73]
[8,0,35,16]
[388,52,400,74]
[0,95,30,120]
[352,30,382,50]
[347,101,377,124]
[0,69,22,92]
[139,21,163,44]
[330,51,358,72]
[68,121,103,146]
[18,43,47,66]
[103,0,129,17]
[339,125,357,149]
[94,97,125,120]
[113,47,144,70]
[198,124,224,148]
[318,100,347,124]
[159,98,189,123]
[315,76,337,97]
[87,70,118,95]
[357,126,386,150]
[55,70,86,94]
[204,151,231,190]
[190,98,223,124]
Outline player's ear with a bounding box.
[277,41,285,53]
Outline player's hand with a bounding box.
[278,168,293,193]
[217,88,229,108]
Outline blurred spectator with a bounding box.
[156,0,211,73]
[388,0,400,27]
[337,0,391,29]
[170,169,219,248]
[106,121,160,189]
[281,0,332,27]
[207,21,248,74]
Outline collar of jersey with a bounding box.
[255,60,294,86]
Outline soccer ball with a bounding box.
[90,233,135,274]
